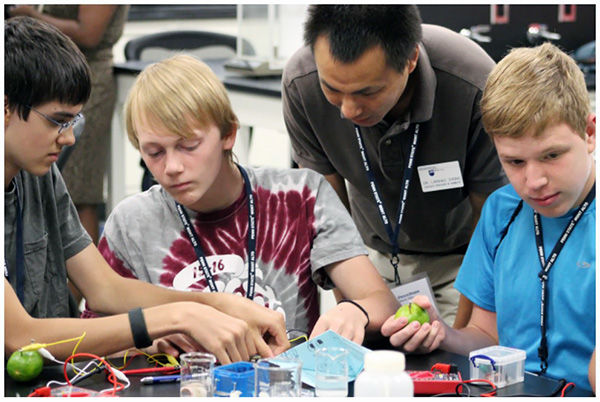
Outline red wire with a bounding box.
[63,352,121,396]
[462,378,497,397]
[560,382,575,397]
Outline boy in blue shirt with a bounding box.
[381,42,595,393]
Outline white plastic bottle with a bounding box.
[354,350,414,397]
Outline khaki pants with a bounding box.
[366,246,463,326]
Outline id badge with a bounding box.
[417,161,464,192]
[390,272,440,315]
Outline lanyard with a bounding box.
[534,183,595,373]
[354,123,420,284]
[9,182,26,303]
[175,164,256,299]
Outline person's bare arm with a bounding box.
[589,349,596,394]
[5,279,261,364]
[310,255,399,344]
[441,304,498,355]
[453,294,474,329]
[66,244,289,356]
[315,168,352,303]
[451,192,489,328]
[468,192,488,234]
[8,5,117,49]
[323,172,351,213]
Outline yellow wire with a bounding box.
[70,332,86,356]
[19,332,86,352]
[19,333,89,375]
[107,349,178,370]
[288,335,308,344]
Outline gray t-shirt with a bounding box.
[282,24,508,255]
[4,165,92,317]
[88,166,367,333]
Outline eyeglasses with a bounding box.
[26,106,84,135]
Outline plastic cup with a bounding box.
[314,347,349,397]
[254,356,302,397]
[179,352,216,397]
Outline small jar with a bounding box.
[354,350,413,397]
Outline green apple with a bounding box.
[6,350,44,382]
[394,303,430,325]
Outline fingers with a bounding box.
[311,309,366,345]
[266,337,287,356]
[420,321,444,351]
[411,295,441,322]
[386,319,444,354]
[253,332,275,358]
[309,319,328,340]
[381,314,408,337]
[412,294,432,309]
[154,339,178,357]
[265,313,288,349]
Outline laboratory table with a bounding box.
[5,348,592,397]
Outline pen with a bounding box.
[122,366,179,375]
[140,374,181,385]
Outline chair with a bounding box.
[123,30,254,191]
[124,29,254,62]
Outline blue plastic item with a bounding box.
[214,361,255,397]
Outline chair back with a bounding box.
[124,30,253,61]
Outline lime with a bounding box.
[6,350,44,382]
[394,302,430,325]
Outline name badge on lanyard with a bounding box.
[534,183,595,374]
[175,163,257,299]
[7,182,26,304]
[354,123,419,284]
[417,161,464,192]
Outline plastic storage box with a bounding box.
[213,361,255,397]
[469,345,526,388]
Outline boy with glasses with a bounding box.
[381,43,595,393]
[26,105,85,136]
[5,16,288,364]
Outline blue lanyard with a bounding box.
[175,164,256,299]
[354,123,420,284]
[6,182,26,303]
[533,182,595,373]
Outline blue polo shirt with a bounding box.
[455,184,595,392]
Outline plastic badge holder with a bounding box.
[213,361,254,397]
[469,345,526,388]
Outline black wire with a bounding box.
[70,364,104,386]
[431,377,572,398]
[430,382,471,397]
[504,378,568,397]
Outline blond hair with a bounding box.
[124,54,238,159]
[481,42,589,139]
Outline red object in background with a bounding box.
[491,5,510,24]
[558,5,576,22]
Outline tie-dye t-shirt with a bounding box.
[86,166,367,332]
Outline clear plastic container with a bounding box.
[354,350,413,397]
[469,345,526,388]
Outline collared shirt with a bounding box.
[283,24,507,254]
[4,165,91,317]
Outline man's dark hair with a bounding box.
[304,5,423,72]
[5,16,91,120]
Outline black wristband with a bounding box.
[128,307,153,349]
[338,299,370,328]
